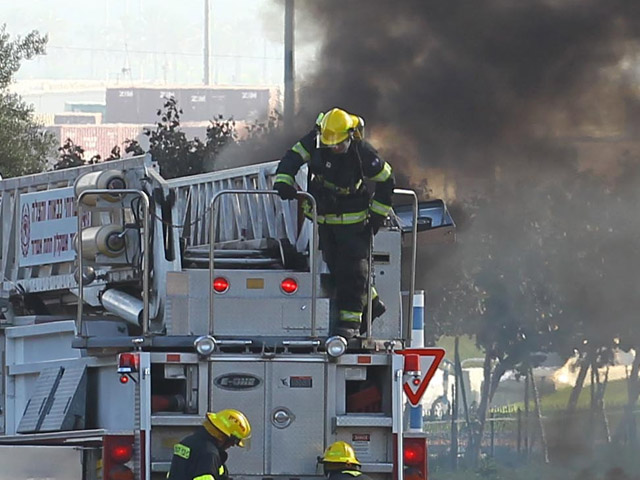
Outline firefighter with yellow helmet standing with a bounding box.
[274,107,395,339]
[320,441,373,480]
[167,409,251,480]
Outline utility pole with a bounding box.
[204,0,210,85]
[284,0,295,127]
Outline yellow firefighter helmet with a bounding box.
[321,441,361,465]
[205,409,252,447]
[318,108,364,146]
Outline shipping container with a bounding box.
[64,101,107,115]
[45,124,144,160]
[104,87,140,123]
[105,86,279,124]
[53,112,101,125]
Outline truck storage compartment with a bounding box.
[150,363,198,414]
[209,356,327,476]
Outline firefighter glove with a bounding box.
[274,182,297,200]
[368,213,385,235]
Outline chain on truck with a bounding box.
[0,155,455,480]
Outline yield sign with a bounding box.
[397,348,446,406]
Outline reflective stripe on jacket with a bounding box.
[275,130,395,221]
[167,427,229,480]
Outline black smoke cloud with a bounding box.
[294,0,640,173]
[289,8,640,463]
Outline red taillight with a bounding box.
[401,437,428,480]
[280,277,298,294]
[404,442,424,464]
[109,465,134,480]
[111,444,133,463]
[119,374,129,384]
[103,435,135,480]
[213,277,230,293]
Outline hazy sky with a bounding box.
[2,0,316,86]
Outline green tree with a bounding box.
[84,98,242,179]
[53,96,280,177]
[0,25,56,177]
[454,183,561,466]
[53,138,100,170]
[143,97,206,179]
[423,152,578,465]
[547,158,640,443]
[423,145,640,461]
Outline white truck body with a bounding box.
[0,155,454,480]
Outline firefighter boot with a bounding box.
[334,321,361,340]
[360,297,387,335]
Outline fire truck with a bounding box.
[0,155,454,480]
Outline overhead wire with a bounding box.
[47,44,282,61]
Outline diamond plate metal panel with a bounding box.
[369,231,403,340]
[214,298,330,336]
[334,415,393,428]
[336,428,393,465]
[17,368,62,433]
[41,366,86,432]
[166,269,331,337]
[17,365,86,433]
[0,331,4,435]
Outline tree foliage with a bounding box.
[0,25,56,177]
[142,97,208,179]
[53,138,102,170]
[422,142,640,459]
[435,169,565,464]
[54,97,279,178]
[115,97,241,179]
[0,25,46,90]
[54,97,249,178]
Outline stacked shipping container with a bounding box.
[45,125,144,160]
[105,86,278,124]
[43,86,279,160]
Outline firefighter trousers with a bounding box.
[319,222,371,329]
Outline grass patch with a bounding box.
[437,336,484,364]
[430,445,640,480]
[508,378,636,413]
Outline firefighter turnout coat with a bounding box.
[167,427,229,480]
[275,130,395,226]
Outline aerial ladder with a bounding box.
[0,155,454,480]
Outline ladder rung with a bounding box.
[183,256,281,267]
[186,248,268,257]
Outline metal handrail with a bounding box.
[208,190,319,337]
[365,229,374,340]
[396,367,405,480]
[76,189,151,337]
[392,189,418,341]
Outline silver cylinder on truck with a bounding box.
[74,170,126,206]
[74,225,126,260]
[101,289,143,326]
